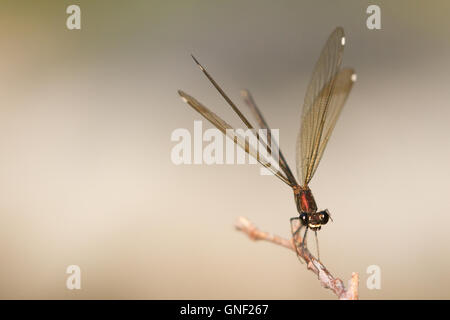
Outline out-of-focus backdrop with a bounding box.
[0,0,449,299]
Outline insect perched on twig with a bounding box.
[178,27,356,262]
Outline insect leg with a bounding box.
[290,217,305,264]
[301,227,309,255]
[314,230,320,261]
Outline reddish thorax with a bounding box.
[293,185,318,214]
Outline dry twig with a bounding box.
[235,216,359,300]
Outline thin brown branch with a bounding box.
[234,216,359,300]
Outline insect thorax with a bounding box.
[293,185,318,214]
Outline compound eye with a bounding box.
[320,211,329,224]
[299,212,309,225]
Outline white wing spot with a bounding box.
[341,37,346,46]
[351,73,357,82]
[181,97,188,103]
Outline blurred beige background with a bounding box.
[0,0,449,299]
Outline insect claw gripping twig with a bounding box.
[235,216,359,300]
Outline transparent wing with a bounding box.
[296,27,354,185]
[189,56,293,187]
[178,90,291,186]
[297,68,356,186]
[241,89,298,186]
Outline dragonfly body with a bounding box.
[179,27,355,261]
[293,185,329,231]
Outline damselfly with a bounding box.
[178,27,356,261]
